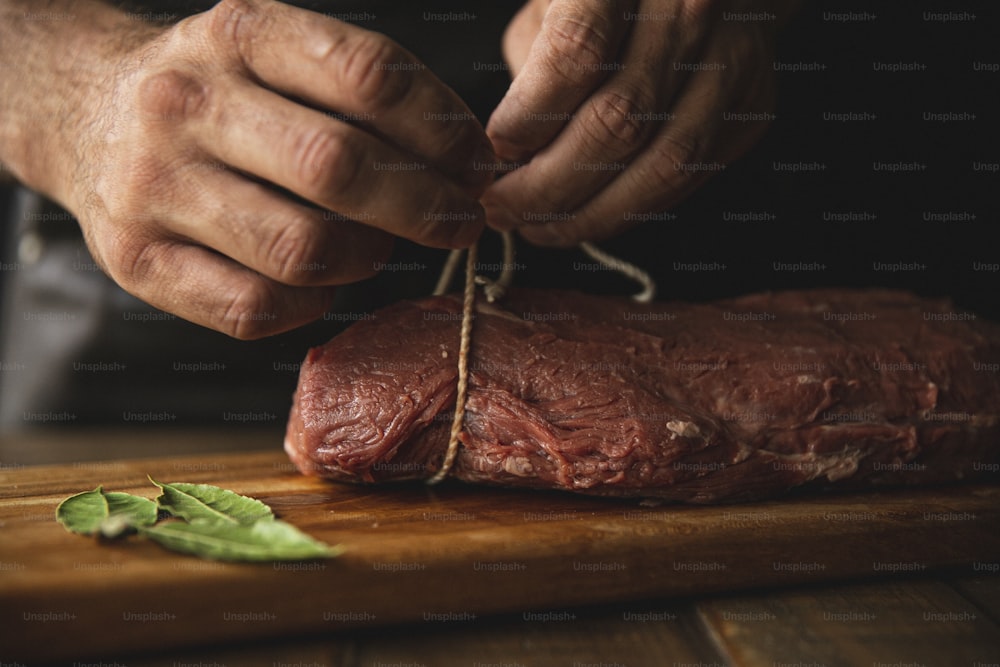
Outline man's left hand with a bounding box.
[483,0,783,245]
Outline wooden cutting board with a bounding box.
[2,449,998,662]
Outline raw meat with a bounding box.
[284,289,1000,502]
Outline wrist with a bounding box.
[0,1,163,211]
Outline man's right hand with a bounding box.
[3,0,493,338]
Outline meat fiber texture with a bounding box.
[284,288,1000,503]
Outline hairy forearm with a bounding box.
[0,0,157,206]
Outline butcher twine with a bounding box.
[426,231,656,485]
[425,240,479,485]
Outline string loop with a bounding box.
[579,241,656,303]
[427,232,657,484]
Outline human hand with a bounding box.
[482,0,782,245]
[56,0,494,338]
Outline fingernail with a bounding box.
[486,127,532,165]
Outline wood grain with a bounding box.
[698,579,1000,667]
[89,600,725,667]
[950,575,1000,624]
[2,449,999,663]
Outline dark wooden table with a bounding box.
[2,429,998,666]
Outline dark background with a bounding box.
[1,1,997,430]
[338,1,999,317]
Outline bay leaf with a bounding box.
[150,478,274,525]
[55,486,108,534]
[140,519,343,562]
[56,487,158,536]
[105,492,158,527]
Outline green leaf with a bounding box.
[150,478,274,525]
[140,519,343,562]
[105,492,158,527]
[56,487,158,536]
[56,486,109,534]
[57,479,334,563]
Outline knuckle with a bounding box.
[291,127,363,198]
[106,228,164,287]
[648,132,702,190]
[136,69,209,121]
[339,34,414,111]
[583,87,655,154]
[206,0,257,55]
[219,283,275,340]
[544,15,611,85]
[261,216,326,285]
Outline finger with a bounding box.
[501,0,547,77]
[163,167,393,287]
[202,0,494,194]
[486,0,636,162]
[518,68,728,246]
[179,78,484,249]
[481,76,655,234]
[510,14,773,247]
[102,234,337,339]
[484,6,687,233]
